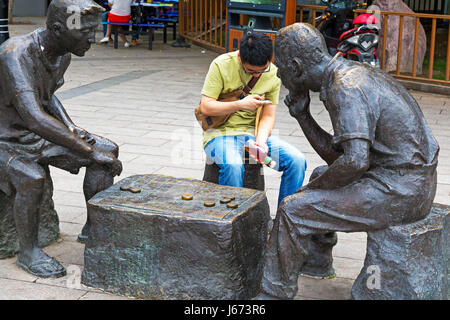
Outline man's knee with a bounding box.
[291,153,307,172]
[280,149,307,174]
[309,165,328,182]
[93,136,119,157]
[277,192,317,236]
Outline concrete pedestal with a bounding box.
[81,174,271,300]
[352,204,449,300]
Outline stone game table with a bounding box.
[81,174,271,300]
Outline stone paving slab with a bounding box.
[0,17,448,300]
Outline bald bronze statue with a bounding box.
[257,23,439,299]
[0,0,122,278]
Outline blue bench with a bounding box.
[147,17,178,40]
[101,22,167,50]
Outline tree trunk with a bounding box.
[8,0,12,24]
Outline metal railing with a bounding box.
[178,2,450,85]
[179,0,227,52]
[403,0,449,15]
[298,4,450,85]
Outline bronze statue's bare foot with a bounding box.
[16,248,66,278]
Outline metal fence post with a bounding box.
[0,0,9,45]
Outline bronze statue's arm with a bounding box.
[47,95,96,144]
[14,91,94,156]
[285,91,342,165]
[303,138,370,190]
[46,94,76,129]
[294,112,342,165]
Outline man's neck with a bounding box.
[38,29,67,64]
[311,55,333,92]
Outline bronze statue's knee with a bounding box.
[95,137,119,157]
[309,165,328,182]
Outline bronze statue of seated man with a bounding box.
[257,23,439,299]
[0,0,122,278]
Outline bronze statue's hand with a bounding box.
[111,158,123,177]
[91,150,122,176]
[284,91,311,118]
[70,126,96,145]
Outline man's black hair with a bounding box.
[239,32,273,66]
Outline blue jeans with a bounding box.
[102,11,109,36]
[204,135,307,206]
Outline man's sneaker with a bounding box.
[124,42,131,48]
[99,37,110,44]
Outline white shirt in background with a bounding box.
[110,0,133,16]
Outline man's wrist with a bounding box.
[295,110,311,120]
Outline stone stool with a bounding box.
[203,160,265,191]
[352,203,449,300]
[0,166,60,259]
[81,174,271,300]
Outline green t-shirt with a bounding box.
[201,51,281,148]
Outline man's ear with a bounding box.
[51,22,63,37]
[292,57,303,77]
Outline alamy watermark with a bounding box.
[366,264,382,290]
[66,6,81,30]
[66,265,82,289]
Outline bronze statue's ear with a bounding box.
[51,22,63,36]
[293,57,303,77]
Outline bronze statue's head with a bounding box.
[274,23,331,92]
[46,0,105,57]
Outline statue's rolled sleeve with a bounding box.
[327,86,377,147]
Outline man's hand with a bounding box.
[255,136,269,154]
[91,150,123,177]
[239,94,272,112]
[69,125,96,145]
[284,90,311,118]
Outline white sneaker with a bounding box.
[99,36,110,43]
[124,42,131,48]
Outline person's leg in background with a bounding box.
[204,135,246,187]
[101,10,109,37]
[266,135,307,206]
[100,13,131,47]
[131,29,139,46]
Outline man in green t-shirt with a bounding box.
[199,32,307,205]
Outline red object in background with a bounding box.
[353,13,380,25]
[108,12,132,23]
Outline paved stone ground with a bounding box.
[1,18,449,300]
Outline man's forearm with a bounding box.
[295,112,341,165]
[46,95,75,128]
[306,155,360,190]
[304,139,370,190]
[200,99,241,116]
[256,107,276,146]
[16,92,93,156]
